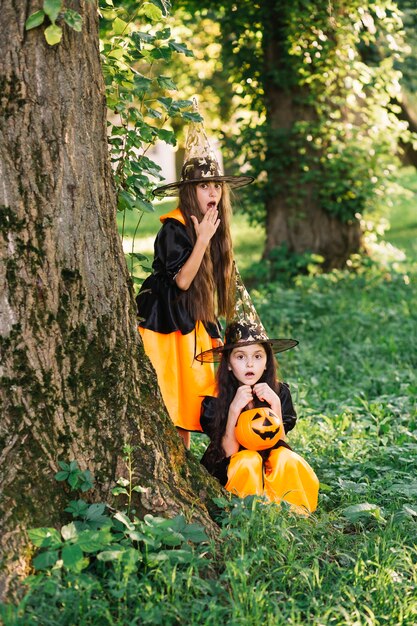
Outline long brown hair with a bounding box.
[178,183,235,322]
[207,342,281,463]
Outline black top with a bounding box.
[136,218,220,338]
[200,382,297,486]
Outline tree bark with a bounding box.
[261,1,362,269]
[0,0,219,599]
[395,92,417,168]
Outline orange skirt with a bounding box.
[225,447,319,514]
[139,322,216,432]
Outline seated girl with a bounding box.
[196,320,319,514]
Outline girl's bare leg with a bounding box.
[176,427,190,449]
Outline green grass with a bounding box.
[385,166,417,258]
[2,169,417,625]
[113,167,417,624]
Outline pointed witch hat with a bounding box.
[153,99,254,197]
[196,269,298,363]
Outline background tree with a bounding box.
[175,0,412,270]
[0,0,218,598]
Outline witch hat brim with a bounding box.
[195,269,298,363]
[195,337,298,363]
[153,173,254,198]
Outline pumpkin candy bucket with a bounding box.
[235,407,284,451]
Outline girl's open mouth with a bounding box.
[207,201,216,209]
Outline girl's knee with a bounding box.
[232,449,262,467]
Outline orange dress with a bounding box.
[200,389,319,514]
[137,209,219,432]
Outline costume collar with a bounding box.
[160,207,185,225]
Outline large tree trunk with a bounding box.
[0,0,218,599]
[261,1,362,270]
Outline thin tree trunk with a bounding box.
[0,0,218,599]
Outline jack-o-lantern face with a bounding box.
[235,407,284,451]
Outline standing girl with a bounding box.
[136,119,253,448]
[197,319,319,513]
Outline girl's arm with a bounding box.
[175,207,220,291]
[221,385,253,457]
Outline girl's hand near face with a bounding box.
[190,207,220,245]
[253,383,282,417]
[222,385,253,457]
[175,207,220,291]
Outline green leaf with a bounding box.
[342,503,382,523]
[150,46,172,61]
[157,76,177,91]
[76,529,113,553]
[132,31,155,44]
[107,48,126,60]
[182,111,203,122]
[181,524,208,544]
[44,24,62,46]
[120,547,141,565]
[118,190,135,210]
[155,28,171,40]
[64,499,89,518]
[68,471,80,489]
[145,107,162,119]
[113,17,128,35]
[129,253,149,262]
[25,10,45,30]
[111,487,129,496]
[176,99,195,109]
[318,482,333,492]
[134,198,154,213]
[61,522,78,541]
[63,9,82,32]
[133,74,153,93]
[85,503,107,522]
[149,0,170,17]
[157,96,172,110]
[132,485,149,493]
[54,470,69,481]
[157,128,176,146]
[43,0,62,23]
[141,3,162,21]
[114,511,135,531]
[79,469,94,492]
[28,528,62,549]
[160,531,183,547]
[97,548,124,562]
[58,460,70,471]
[168,41,193,57]
[136,155,161,174]
[148,549,193,566]
[62,544,85,570]
[32,550,59,570]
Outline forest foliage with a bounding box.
[4,1,416,624]
[2,203,417,623]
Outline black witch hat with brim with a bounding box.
[196,271,298,363]
[153,102,254,198]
